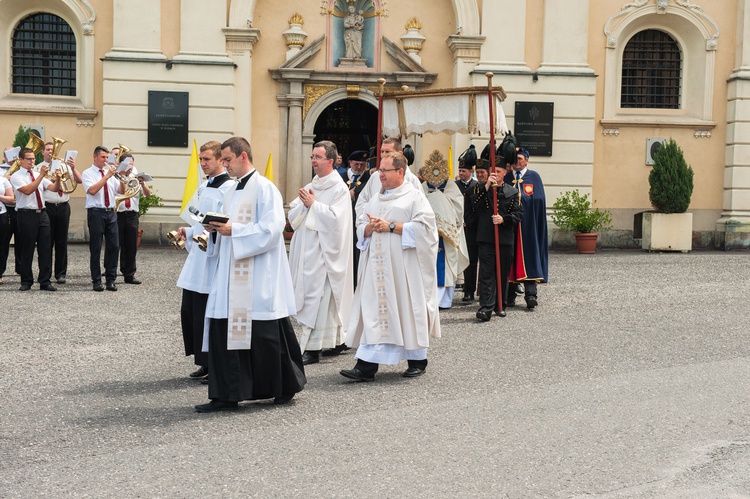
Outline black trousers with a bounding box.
[9,206,18,274]
[0,211,10,277]
[181,289,209,367]
[354,358,428,375]
[46,201,70,280]
[508,280,537,301]
[15,209,52,287]
[87,209,119,284]
[463,239,478,296]
[117,211,139,279]
[207,317,306,402]
[477,242,513,314]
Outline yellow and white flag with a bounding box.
[264,153,274,183]
[180,139,200,214]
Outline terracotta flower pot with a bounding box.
[574,232,598,254]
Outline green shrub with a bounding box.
[12,125,43,164]
[138,189,164,218]
[648,138,694,213]
[551,190,612,234]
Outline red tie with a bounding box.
[100,170,110,208]
[125,198,131,209]
[28,170,43,209]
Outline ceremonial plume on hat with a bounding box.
[458,144,477,169]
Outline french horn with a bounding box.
[5,132,44,178]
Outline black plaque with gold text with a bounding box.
[148,91,189,147]
[514,101,553,157]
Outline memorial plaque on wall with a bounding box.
[514,101,554,156]
[148,91,189,147]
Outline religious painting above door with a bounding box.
[322,0,386,71]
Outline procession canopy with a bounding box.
[381,86,509,138]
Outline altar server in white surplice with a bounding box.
[341,152,441,382]
[176,141,233,381]
[195,136,306,413]
[288,140,353,366]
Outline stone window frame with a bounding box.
[601,1,719,131]
[0,0,96,122]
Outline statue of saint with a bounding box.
[343,4,364,59]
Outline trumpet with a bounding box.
[166,230,185,250]
[5,132,44,178]
[45,137,78,193]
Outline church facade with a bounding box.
[1,0,748,248]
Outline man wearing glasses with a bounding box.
[341,152,440,382]
[288,140,354,366]
[9,148,62,291]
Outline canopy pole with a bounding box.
[376,78,386,168]
[486,72,503,315]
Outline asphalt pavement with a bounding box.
[1,244,749,498]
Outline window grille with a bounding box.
[621,29,681,109]
[12,13,76,96]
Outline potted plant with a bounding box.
[136,188,164,247]
[551,189,612,254]
[642,138,694,252]
[283,218,294,241]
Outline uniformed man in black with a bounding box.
[471,152,522,321]
[456,145,479,301]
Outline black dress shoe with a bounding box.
[19,284,31,291]
[106,282,117,291]
[195,400,238,413]
[273,393,295,405]
[125,277,141,285]
[301,351,320,365]
[495,310,507,317]
[475,310,491,322]
[56,278,66,284]
[189,366,208,379]
[40,284,57,292]
[402,367,425,378]
[340,368,375,382]
[462,294,474,302]
[526,296,538,309]
[322,343,350,357]
[93,282,104,292]
[200,376,209,385]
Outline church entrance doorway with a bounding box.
[313,99,378,162]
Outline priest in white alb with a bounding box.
[288,140,353,366]
[341,152,440,382]
[354,137,423,221]
[196,137,306,413]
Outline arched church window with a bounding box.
[12,13,76,96]
[621,29,681,109]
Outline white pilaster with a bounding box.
[719,0,750,248]
[538,0,594,75]
[475,0,531,73]
[105,0,166,60]
[175,0,233,63]
[447,35,486,169]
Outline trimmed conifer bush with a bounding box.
[648,138,694,213]
[12,125,43,164]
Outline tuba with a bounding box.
[45,137,78,193]
[5,132,44,178]
[112,144,141,210]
